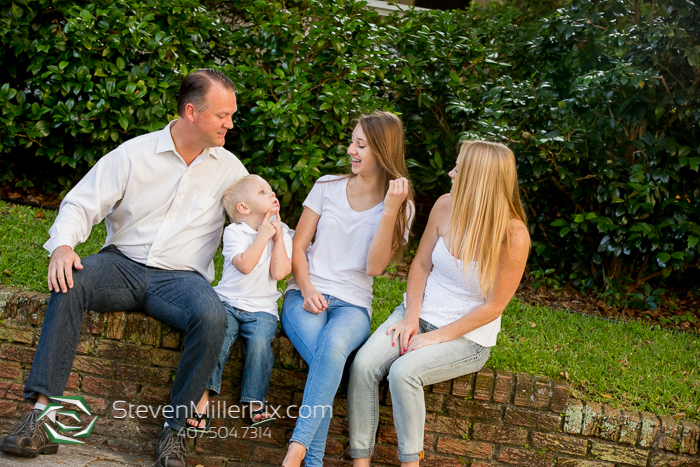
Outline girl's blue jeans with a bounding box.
[347,304,491,463]
[207,303,278,404]
[281,289,370,467]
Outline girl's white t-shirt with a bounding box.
[286,175,411,317]
[214,221,293,318]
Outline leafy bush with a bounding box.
[1,0,698,306]
[0,0,232,191]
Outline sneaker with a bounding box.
[0,408,59,457]
[154,424,187,467]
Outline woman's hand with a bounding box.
[383,177,409,215]
[302,288,328,314]
[406,330,444,352]
[386,317,419,355]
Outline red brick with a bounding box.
[425,413,471,435]
[493,370,514,403]
[557,459,615,467]
[82,376,137,398]
[659,415,683,452]
[195,435,253,459]
[472,422,528,445]
[649,452,700,467]
[550,380,571,413]
[116,363,173,385]
[105,312,127,340]
[431,380,451,394]
[95,340,150,364]
[0,400,18,417]
[639,411,660,448]
[0,344,36,363]
[424,392,444,413]
[185,453,225,467]
[139,386,171,405]
[474,369,494,401]
[436,437,494,459]
[532,431,589,456]
[124,312,146,343]
[452,374,474,398]
[590,442,648,466]
[514,373,533,407]
[0,361,21,379]
[325,437,344,455]
[421,453,464,467]
[581,401,603,436]
[533,376,551,409]
[679,420,699,455]
[162,327,181,349]
[497,446,555,467]
[269,368,308,390]
[0,324,34,344]
[86,311,107,335]
[143,317,161,346]
[618,410,641,445]
[65,372,80,390]
[599,405,621,441]
[446,398,502,421]
[72,355,115,377]
[150,348,181,368]
[504,406,561,432]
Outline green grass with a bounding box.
[1,200,699,422]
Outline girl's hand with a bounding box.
[302,289,328,314]
[386,317,419,355]
[384,177,409,215]
[406,331,444,352]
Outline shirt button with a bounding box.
[150,256,153,260]
[178,193,182,196]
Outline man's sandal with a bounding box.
[250,408,276,428]
[185,413,211,434]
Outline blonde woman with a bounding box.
[347,141,530,466]
[281,111,414,467]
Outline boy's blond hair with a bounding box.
[222,174,266,222]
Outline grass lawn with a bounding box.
[1,200,699,422]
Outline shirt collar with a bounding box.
[155,120,218,160]
[236,222,260,235]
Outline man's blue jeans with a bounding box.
[206,303,278,404]
[280,289,371,467]
[23,245,227,429]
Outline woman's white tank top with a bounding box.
[416,236,501,347]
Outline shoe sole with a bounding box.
[0,443,59,457]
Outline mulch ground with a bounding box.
[3,185,699,334]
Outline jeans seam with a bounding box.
[416,345,490,385]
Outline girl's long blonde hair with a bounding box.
[358,111,414,260]
[449,140,529,297]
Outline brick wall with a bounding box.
[0,286,698,467]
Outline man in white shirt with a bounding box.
[0,69,248,467]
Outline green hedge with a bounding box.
[1,0,698,308]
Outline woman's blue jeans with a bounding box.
[348,304,491,463]
[281,289,370,467]
[207,303,278,404]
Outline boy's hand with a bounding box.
[271,210,283,241]
[258,209,277,241]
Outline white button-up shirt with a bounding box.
[44,121,248,282]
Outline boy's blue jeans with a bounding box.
[23,245,227,429]
[281,289,371,467]
[207,303,278,404]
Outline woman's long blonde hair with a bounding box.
[358,111,414,260]
[449,140,529,297]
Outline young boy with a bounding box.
[188,174,292,430]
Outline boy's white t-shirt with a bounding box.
[286,175,412,317]
[214,221,293,318]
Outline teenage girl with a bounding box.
[347,140,530,466]
[280,111,413,467]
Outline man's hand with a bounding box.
[48,246,83,293]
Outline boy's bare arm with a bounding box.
[232,211,277,274]
[269,214,292,280]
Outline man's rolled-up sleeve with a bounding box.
[43,148,129,255]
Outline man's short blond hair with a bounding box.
[222,174,265,222]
